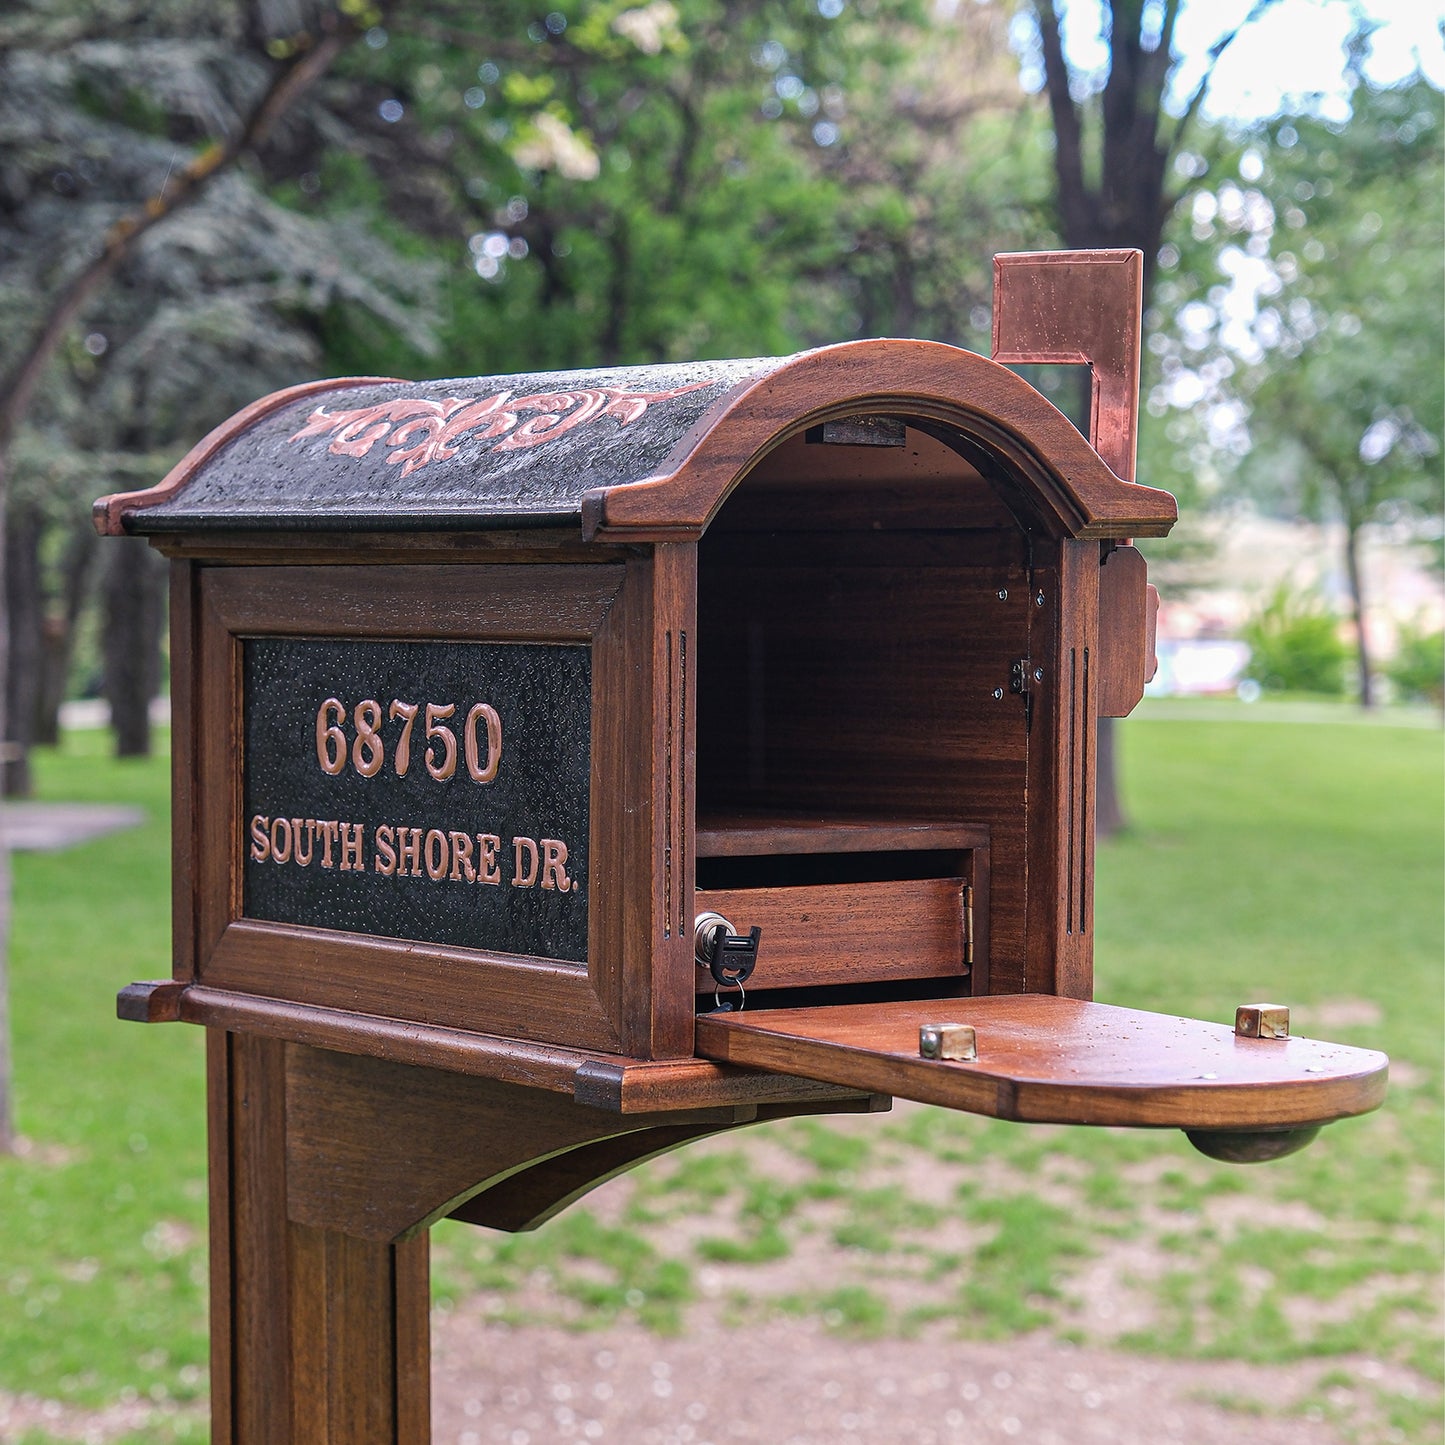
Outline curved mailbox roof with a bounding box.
[95,340,1177,542]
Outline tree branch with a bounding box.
[1032,0,1089,245]
[0,12,364,463]
[1169,0,1282,156]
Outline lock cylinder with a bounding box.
[694,911,735,969]
[694,912,762,1010]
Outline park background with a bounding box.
[0,0,1440,1441]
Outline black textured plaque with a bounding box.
[243,638,590,963]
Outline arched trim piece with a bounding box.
[584,339,1175,542]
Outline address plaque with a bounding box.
[243,637,592,963]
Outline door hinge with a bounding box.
[963,883,974,971]
[1011,657,1043,695]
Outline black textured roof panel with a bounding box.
[130,356,786,532]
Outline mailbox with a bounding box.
[98,250,1387,1441]
[100,249,1385,1152]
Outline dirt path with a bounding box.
[432,1309,1416,1445]
[0,1310,1420,1443]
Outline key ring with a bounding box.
[713,974,747,1014]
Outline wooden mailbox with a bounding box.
[99,251,1386,1443]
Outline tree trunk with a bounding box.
[0,491,12,1155]
[35,520,100,747]
[1095,716,1125,836]
[101,536,166,757]
[3,501,43,797]
[1029,0,1272,835]
[1343,517,1374,708]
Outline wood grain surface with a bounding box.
[1096,544,1151,717]
[206,1031,432,1444]
[695,996,1388,1130]
[694,876,968,992]
[696,816,989,858]
[587,339,1177,540]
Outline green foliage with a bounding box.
[304,0,1045,374]
[1240,585,1350,695]
[1142,61,1444,700]
[1387,621,1445,705]
[0,7,435,472]
[0,733,208,1414]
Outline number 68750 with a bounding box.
[315,698,502,782]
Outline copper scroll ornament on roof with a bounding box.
[289,382,714,476]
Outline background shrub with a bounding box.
[1387,621,1445,705]
[1241,585,1350,695]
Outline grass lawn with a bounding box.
[1,708,1440,1443]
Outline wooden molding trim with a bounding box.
[587,339,1176,541]
[116,979,188,1022]
[174,985,875,1114]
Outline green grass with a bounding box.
[2,706,1442,1439]
[2,730,208,1434]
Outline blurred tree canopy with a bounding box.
[0,0,1440,752]
[1144,56,1443,705]
[0,0,1052,783]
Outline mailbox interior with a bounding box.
[694,421,1051,1007]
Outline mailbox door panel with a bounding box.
[695,996,1388,1131]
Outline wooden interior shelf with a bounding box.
[696,814,989,858]
[695,815,989,995]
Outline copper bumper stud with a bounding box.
[919,1023,977,1062]
[1235,1004,1290,1040]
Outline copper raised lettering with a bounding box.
[316,820,339,868]
[540,839,571,893]
[512,836,539,888]
[398,827,423,877]
[316,698,347,775]
[339,822,365,872]
[425,703,458,781]
[270,817,293,864]
[423,828,448,880]
[464,703,502,783]
[250,815,271,862]
[389,700,418,775]
[374,824,397,875]
[449,831,476,882]
[353,699,384,777]
[293,819,315,866]
[477,834,501,885]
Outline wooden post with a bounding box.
[203,1029,829,1443]
[207,1031,431,1444]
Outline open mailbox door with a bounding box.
[696,996,1388,1161]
